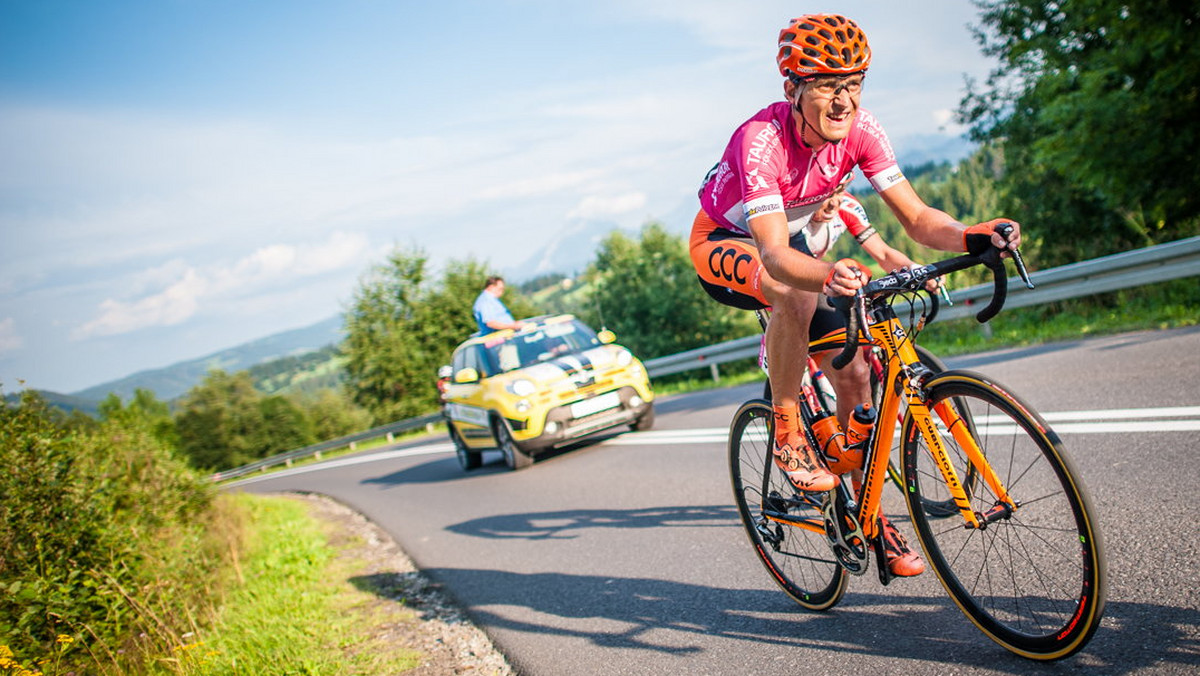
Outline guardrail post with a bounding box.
[387,432,394,443]
[710,363,720,382]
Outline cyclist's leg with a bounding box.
[809,306,925,576]
[689,211,834,492]
[810,307,870,428]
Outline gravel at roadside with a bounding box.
[291,492,515,675]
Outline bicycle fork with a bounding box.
[908,390,1018,530]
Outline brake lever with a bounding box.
[993,222,1035,290]
[1010,247,1035,290]
[938,282,953,306]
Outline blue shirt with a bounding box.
[473,290,514,335]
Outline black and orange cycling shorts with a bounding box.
[690,209,846,343]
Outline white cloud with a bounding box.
[73,268,207,339]
[0,318,23,353]
[568,193,648,221]
[71,231,369,340]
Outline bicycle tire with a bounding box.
[900,371,1106,660]
[728,399,847,610]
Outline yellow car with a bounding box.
[441,314,655,470]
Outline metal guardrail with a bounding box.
[211,412,443,482]
[643,235,1200,378]
[215,236,1200,482]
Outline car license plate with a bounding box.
[570,391,620,418]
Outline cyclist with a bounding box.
[690,14,1020,577]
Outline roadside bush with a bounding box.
[1,391,236,673]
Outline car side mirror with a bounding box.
[453,367,480,384]
[597,329,616,344]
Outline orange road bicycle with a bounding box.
[728,230,1106,660]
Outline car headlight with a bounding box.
[508,379,537,397]
[616,348,634,367]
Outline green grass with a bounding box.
[157,494,421,676]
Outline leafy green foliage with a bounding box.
[248,344,345,395]
[961,0,1200,264]
[1,391,229,672]
[174,370,316,471]
[294,389,374,443]
[99,388,179,450]
[584,223,756,358]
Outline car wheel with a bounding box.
[449,424,481,471]
[631,405,655,431]
[495,419,532,470]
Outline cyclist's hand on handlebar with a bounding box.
[964,219,1022,257]
[823,258,872,297]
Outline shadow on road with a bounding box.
[447,504,739,540]
[350,565,1198,673]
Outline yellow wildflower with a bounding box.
[54,635,73,646]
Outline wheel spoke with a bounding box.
[728,400,846,611]
[902,374,1104,659]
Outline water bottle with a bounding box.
[845,403,877,448]
[831,403,875,473]
[810,410,848,473]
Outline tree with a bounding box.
[961,0,1200,263]
[586,223,755,359]
[342,246,539,422]
[98,387,179,449]
[174,370,315,470]
[296,389,373,441]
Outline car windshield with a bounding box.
[482,320,601,373]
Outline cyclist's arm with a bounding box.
[748,211,832,293]
[859,232,920,272]
[876,181,972,252]
[880,182,1023,252]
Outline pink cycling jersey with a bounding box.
[699,101,906,242]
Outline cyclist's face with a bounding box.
[789,74,863,144]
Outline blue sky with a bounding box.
[0,1,997,395]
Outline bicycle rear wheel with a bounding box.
[901,371,1105,660]
[729,400,847,611]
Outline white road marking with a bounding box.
[227,405,1200,486]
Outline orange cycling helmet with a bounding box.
[777,14,871,79]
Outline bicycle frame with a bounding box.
[768,302,1017,543]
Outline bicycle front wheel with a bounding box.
[901,371,1105,660]
[729,400,847,611]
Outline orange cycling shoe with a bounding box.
[773,430,838,493]
[880,515,925,577]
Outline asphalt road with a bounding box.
[232,325,1200,675]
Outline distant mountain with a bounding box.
[892,133,976,170]
[3,389,103,417]
[508,218,623,280]
[70,315,346,403]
